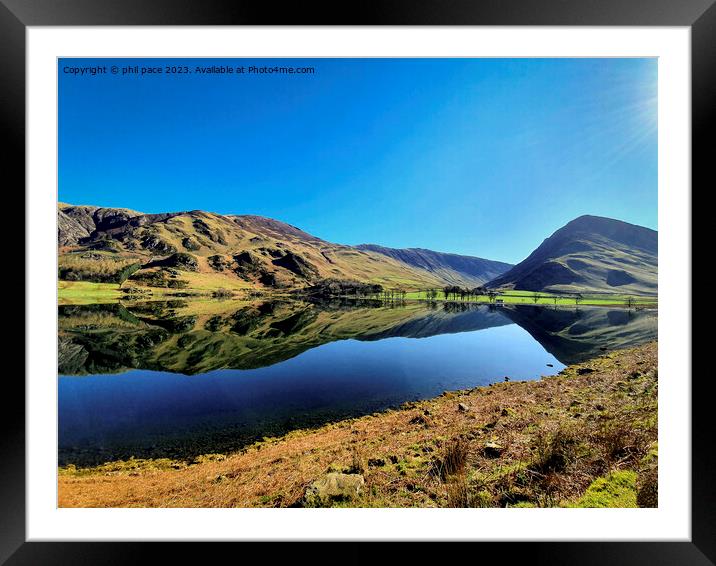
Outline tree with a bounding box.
[574,293,583,306]
[117,262,142,287]
[532,292,541,304]
[625,296,635,309]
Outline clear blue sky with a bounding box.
[59,58,657,264]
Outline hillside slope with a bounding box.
[59,342,658,508]
[486,215,657,295]
[58,204,452,290]
[58,300,515,377]
[356,244,512,287]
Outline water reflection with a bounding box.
[58,299,657,465]
[59,299,657,375]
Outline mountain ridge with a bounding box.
[356,244,512,287]
[58,204,505,290]
[58,204,657,295]
[486,215,657,295]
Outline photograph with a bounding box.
[56,56,659,509]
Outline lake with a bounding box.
[58,299,657,465]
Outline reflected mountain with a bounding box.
[58,299,657,465]
[58,299,657,376]
[500,305,657,364]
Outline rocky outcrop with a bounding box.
[208,254,230,271]
[272,251,319,279]
[154,252,199,272]
[182,237,201,251]
[58,208,91,246]
[140,234,177,255]
[232,251,264,280]
[303,473,365,507]
[58,204,142,247]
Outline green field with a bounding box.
[58,281,125,304]
[404,289,657,308]
[58,278,657,309]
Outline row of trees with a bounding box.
[421,286,502,303]
[411,288,643,308]
[303,280,411,302]
[531,291,640,308]
[309,279,645,309]
[427,288,644,308]
[375,288,408,301]
[305,279,385,298]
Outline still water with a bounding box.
[58,299,657,465]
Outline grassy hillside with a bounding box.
[57,281,124,305]
[58,300,441,376]
[58,342,657,508]
[487,215,657,295]
[58,299,520,377]
[58,204,448,292]
[356,244,513,287]
[58,205,658,299]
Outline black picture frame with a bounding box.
[3,1,709,563]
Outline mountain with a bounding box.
[58,204,472,290]
[486,215,657,295]
[58,300,513,376]
[500,304,657,364]
[58,203,142,246]
[58,300,656,375]
[356,244,512,287]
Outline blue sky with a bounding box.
[59,58,657,264]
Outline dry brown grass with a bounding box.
[58,342,658,508]
[59,254,139,281]
[432,436,469,481]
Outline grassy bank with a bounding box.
[58,277,657,310]
[57,281,126,305]
[404,289,657,308]
[58,342,658,508]
[58,279,248,306]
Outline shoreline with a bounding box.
[57,280,658,310]
[59,341,658,508]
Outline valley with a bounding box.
[58,204,658,306]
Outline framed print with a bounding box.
[4,0,711,563]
